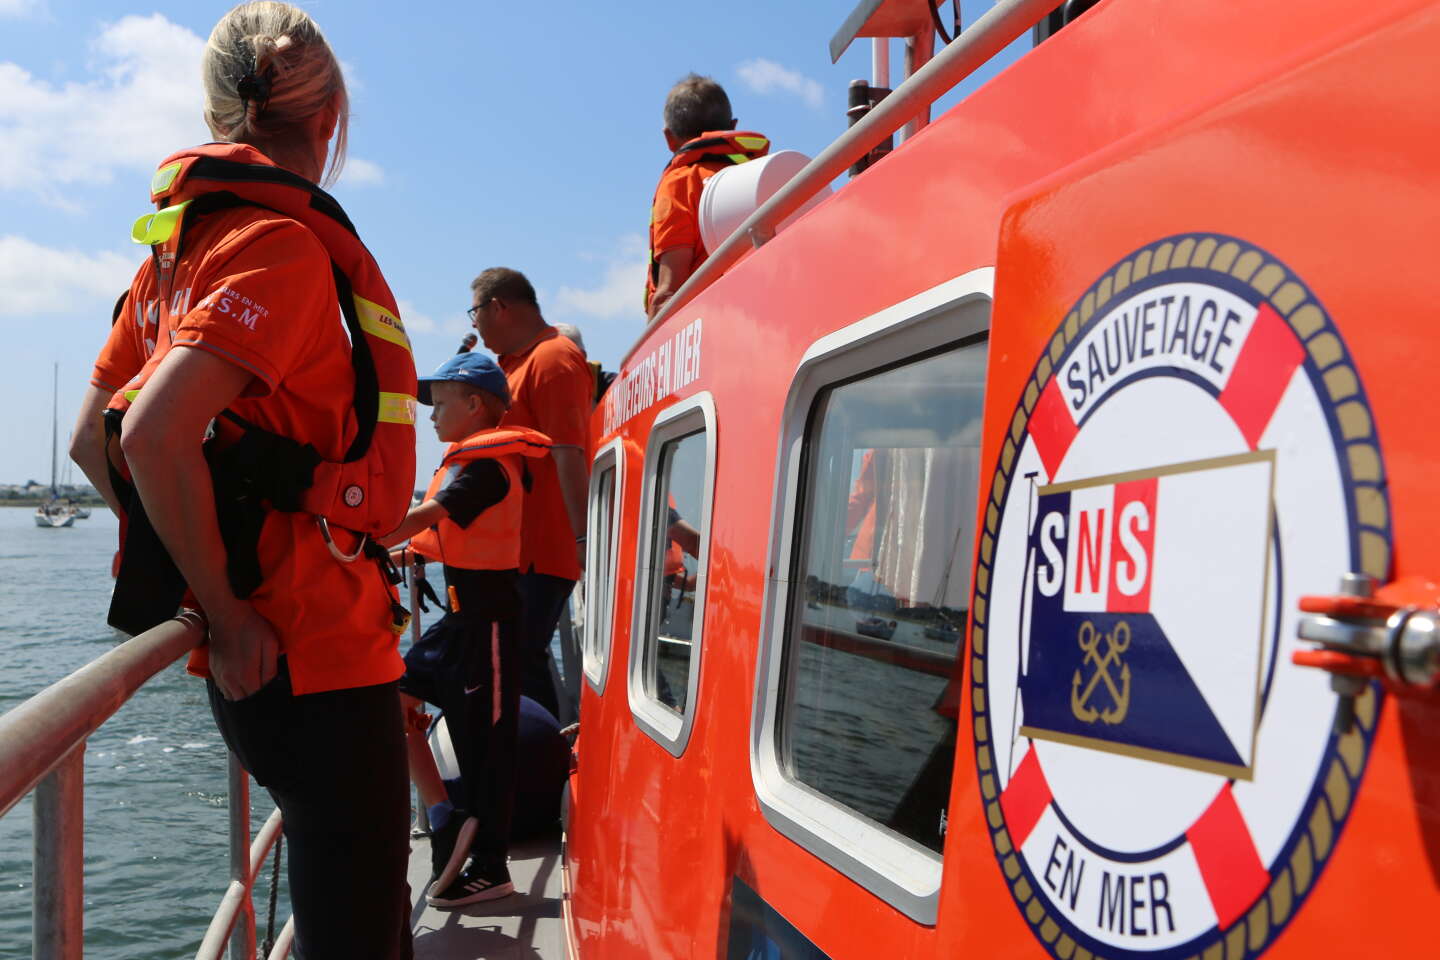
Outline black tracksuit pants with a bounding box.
[209,661,413,960]
[441,615,523,868]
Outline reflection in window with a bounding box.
[584,463,617,681]
[645,431,706,713]
[781,340,986,854]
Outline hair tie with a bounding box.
[236,65,273,116]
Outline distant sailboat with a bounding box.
[60,452,89,519]
[34,363,74,529]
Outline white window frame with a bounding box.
[627,392,717,757]
[582,438,625,694]
[749,268,993,926]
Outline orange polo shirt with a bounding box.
[92,208,404,696]
[498,327,592,582]
[651,161,725,263]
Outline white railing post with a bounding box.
[228,755,256,960]
[33,745,84,960]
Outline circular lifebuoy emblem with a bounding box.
[972,234,1390,959]
[343,484,365,508]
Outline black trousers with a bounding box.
[442,616,523,867]
[209,661,413,960]
[516,571,575,719]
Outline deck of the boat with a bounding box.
[407,829,568,959]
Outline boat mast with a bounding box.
[49,362,58,498]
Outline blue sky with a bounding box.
[0,0,1025,483]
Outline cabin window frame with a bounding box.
[749,268,993,926]
[627,391,718,757]
[582,437,625,694]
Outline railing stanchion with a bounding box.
[33,744,84,960]
[228,754,256,960]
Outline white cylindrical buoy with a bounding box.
[698,150,831,253]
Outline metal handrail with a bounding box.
[636,0,1057,362]
[0,612,205,818]
[0,612,290,959]
[196,807,284,960]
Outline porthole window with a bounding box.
[752,269,992,924]
[781,343,985,853]
[582,440,623,693]
[629,393,716,756]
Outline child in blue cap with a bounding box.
[380,351,550,906]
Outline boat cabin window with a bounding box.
[781,342,984,854]
[751,269,992,924]
[582,440,623,693]
[628,393,716,757]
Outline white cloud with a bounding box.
[0,0,46,18]
[397,299,435,334]
[551,234,647,321]
[339,156,385,187]
[0,14,208,202]
[735,58,824,109]
[0,234,138,316]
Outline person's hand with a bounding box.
[377,529,408,549]
[206,601,282,701]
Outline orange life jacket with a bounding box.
[646,130,770,311]
[103,143,418,636]
[116,142,418,537]
[410,427,552,571]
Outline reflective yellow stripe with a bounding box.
[727,153,749,164]
[150,162,183,197]
[354,295,411,351]
[131,200,191,245]
[377,392,417,425]
[122,389,140,402]
[733,136,769,152]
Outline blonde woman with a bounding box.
[72,4,416,955]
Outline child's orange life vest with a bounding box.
[410,427,552,571]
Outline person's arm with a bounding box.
[121,347,278,701]
[379,460,507,547]
[668,518,701,558]
[647,246,695,319]
[377,500,448,548]
[69,384,124,516]
[552,445,589,569]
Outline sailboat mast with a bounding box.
[50,362,58,497]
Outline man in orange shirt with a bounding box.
[646,73,769,318]
[469,268,590,718]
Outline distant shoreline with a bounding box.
[1,499,107,508]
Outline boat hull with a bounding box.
[567,1,1440,957]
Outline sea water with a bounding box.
[0,508,278,958]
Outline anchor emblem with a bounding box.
[1071,620,1131,724]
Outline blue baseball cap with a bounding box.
[416,351,511,406]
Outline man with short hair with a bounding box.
[469,267,590,719]
[646,73,770,318]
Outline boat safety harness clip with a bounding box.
[1294,572,1440,732]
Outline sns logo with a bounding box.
[1033,475,1155,614]
[1020,452,1274,777]
[972,235,1391,960]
